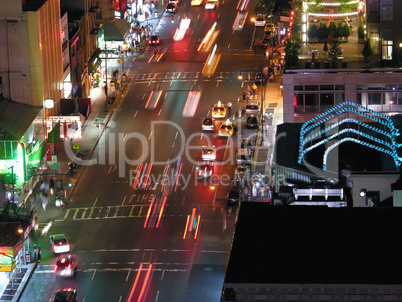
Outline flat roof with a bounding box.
[224,203,402,285]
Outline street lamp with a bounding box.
[44,98,54,109]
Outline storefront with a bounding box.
[0,216,32,297]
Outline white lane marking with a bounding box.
[148,131,153,140]
[92,269,97,280]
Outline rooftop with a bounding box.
[225,203,402,285]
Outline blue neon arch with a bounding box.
[298,102,402,171]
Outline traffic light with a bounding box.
[171,16,174,23]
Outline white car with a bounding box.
[254,16,266,27]
[245,102,260,115]
[205,0,216,9]
[49,234,70,254]
[202,145,216,161]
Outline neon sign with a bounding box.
[298,102,401,171]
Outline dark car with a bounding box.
[246,115,259,128]
[255,72,266,84]
[148,35,160,45]
[201,117,214,131]
[166,3,178,13]
[227,187,240,205]
[53,288,77,302]
[241,138,254,149]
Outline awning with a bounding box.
[103,19,130,41]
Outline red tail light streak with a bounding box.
[127,263,154,302]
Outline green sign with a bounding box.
[28,141,44,168]
[50,164,59,170]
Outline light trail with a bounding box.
[132,163,144,189]
[127,263,144,302]
[143,195,155,228]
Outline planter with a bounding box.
[331,61,338,68]
[364,56,372,63]
[358,38,365,44]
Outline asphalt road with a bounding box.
[21,0,267,300]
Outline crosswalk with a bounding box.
[128,71,233,83]
[58,204,150,221]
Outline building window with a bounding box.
[368,93,382,105]
[380,0,393,22]
[294,94,304,113]
[368,0,379,14]
[305,94,319,112]
[385,92,397,105]
[0,141,18,159]
[382,39,393,60]
[320,93,334,111]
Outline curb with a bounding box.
[14,262,38,302]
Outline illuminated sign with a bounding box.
[298,102,401,171]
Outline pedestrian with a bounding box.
[37,247,41,263]
[243,91,247,101]
[253,43,257,55]
[33,244,37,262]
[252,83,257,96]
[227,101,232,116]
[246,85,251,95]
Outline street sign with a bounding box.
[73,144,80,150]
[50,164,59,170]
[117,60,122,64]
[51,155,57,164]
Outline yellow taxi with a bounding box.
[219,119,238,137]
[191,0,203,6]
[211,101,227,119]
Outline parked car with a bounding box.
[245,102,260,115]
[166,3,178,13]
[255,72,266,84]
[254,16,266,27]
[246,114,259,128]
[227,187,240,205]
[236,148,253,166]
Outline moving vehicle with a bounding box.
[53,288,77,302]
[166,3,178,13]
[196,161,214,179]
[245,102,260,115]
[49,234,70,255]
[201,145,217,161]
[148,35,161,45]
[254,16,266,27]
[219,120,237,137]
[54,254,77,277]
[201,117,214,131]
[191,0,203,5]
[211,101,227,118]
[205,0,217,9]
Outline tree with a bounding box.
[254,0,274,15]
[317,22,329,40]
[328,41,342,63]
[362,38,374,58]
[307,22,318,39]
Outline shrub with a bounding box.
[362,38,374,57]
[358,23,364,40]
